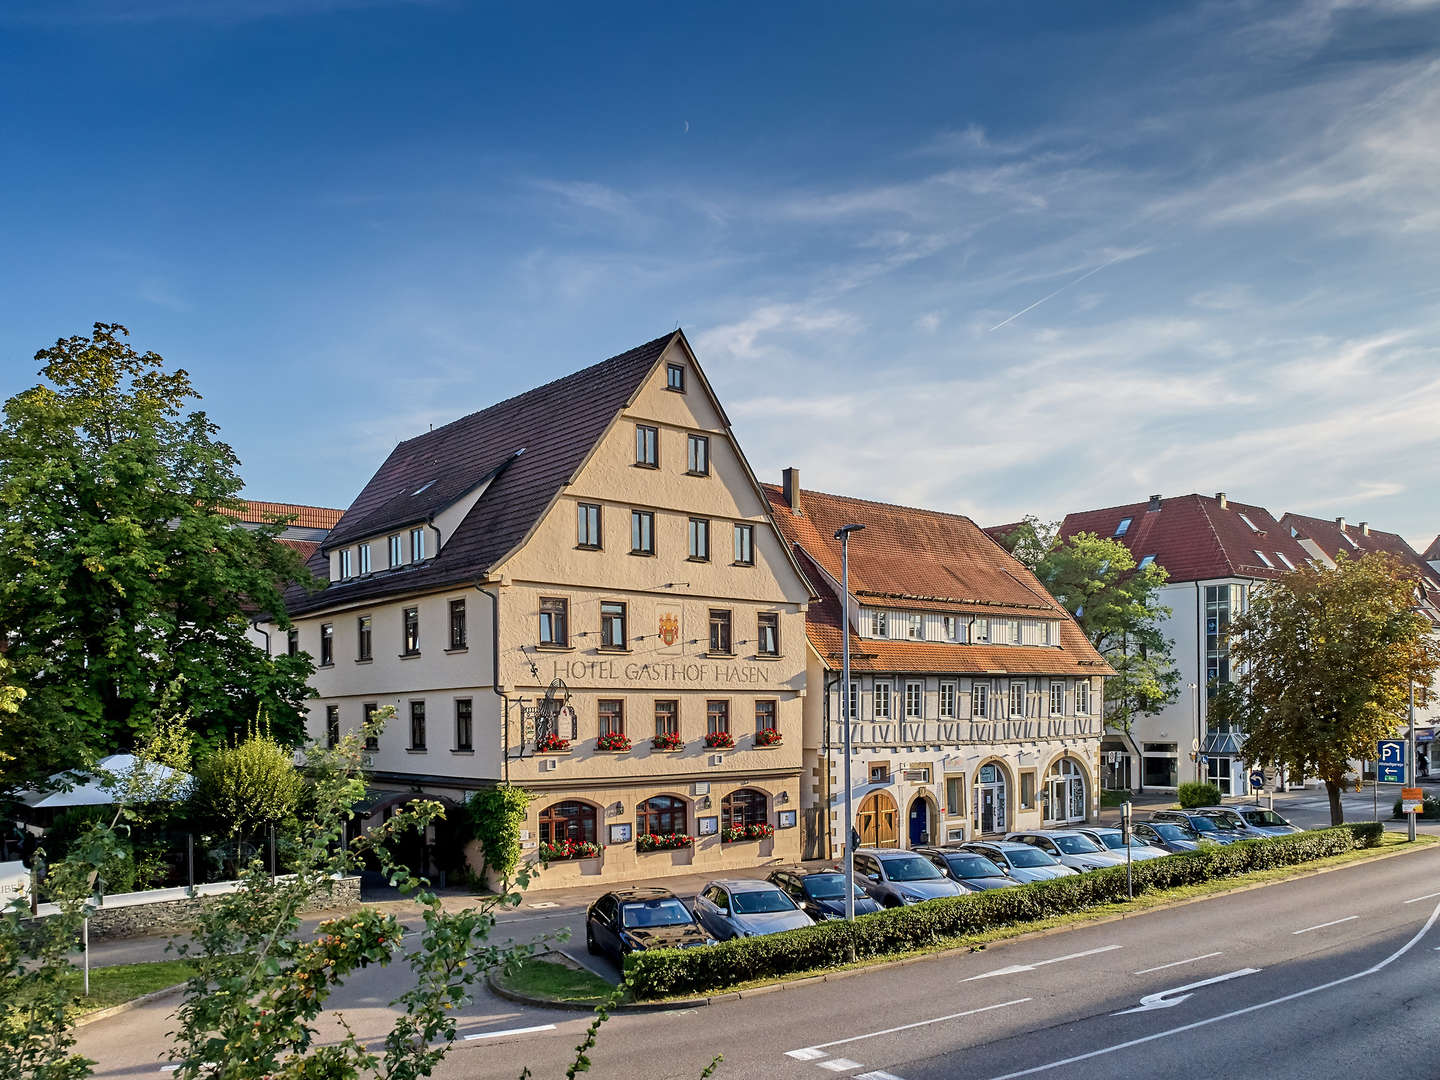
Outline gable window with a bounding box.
[757,612,779,656]
[600,601,627,649]
[408,700,426,751]
[631,510,655,555]
[448,599,467,650]
[667,363,685,392]
[972,682,990,718]
[635,424,659,468]
[1076,680,1092,715]
[339,549,353,579]
[654,700,679,739]
[1049,682,1065,716]
[357,543,371,575]
[905,680,923,718]
[454,698,473,751]
[686,434,709,475]
[540,597,569,646]
[733,523,755,566]
[874,681,892,718]
[388,534,402,566]
[1009,681,1026,717]
[688,517,710,561]
[402,607,420,656]
[287,629,298,657]
[363,703,379,751]
[755,699,777,734]
[1114,517,1132,537]
[707,699,730,736]
[907,613,923,640]
[577,503,602,548]
[871,610,889,637]
[598,699,625,738]
[325,705,340,749]
[708,608,733,654]
[410,527,426,561]
[356,615,372,661]
[939,682,957,718]
[319,623,334,667]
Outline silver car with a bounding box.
[1194,806,1301,837]
[1006,830,1127,873]
[692,879,814,940]
[1070,826,1171,861]
[959,840,1078,882]
[851,848,967,907]
[914,846,1020,891]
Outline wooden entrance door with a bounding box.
[856,791,899,848]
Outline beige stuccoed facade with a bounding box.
[269,334,814,888]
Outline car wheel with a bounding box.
[586,925,599,955]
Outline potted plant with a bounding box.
[651,730,684,751]
[536,838,601,861]
[755,727,783,747]
[703,730,735,749]
[596,731,632,752]
[635,832,693,852]
[721,822,774,843]
[536,732,571,753]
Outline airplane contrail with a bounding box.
[987,252,1131,332]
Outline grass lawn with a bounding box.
[66,959,194,1016]
[1100,789,1131,808]
[492,958,617,1008]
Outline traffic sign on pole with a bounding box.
[1401,788,1424,814]
[1378,740,1407,784]
[1249,771,1264,790]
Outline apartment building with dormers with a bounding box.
[265,331,814,887]
[765,473,1111,858]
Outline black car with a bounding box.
[585,888,710,960]
[913,846,1020,891]
[766,867,883,920]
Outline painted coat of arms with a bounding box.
[658,613,680,646]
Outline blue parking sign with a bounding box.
[1378,740,1406,783]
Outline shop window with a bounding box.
[538,801,597,845]
[721,788,767,829]
[637,795,687,835]
[945,774,966,817]
[1019,770,1036,810]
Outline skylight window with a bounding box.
[1238,513,1260,533]
[1137,555,1156,569]
[1341,532,1359,549]
[1114,517,1132,537]
[412,480,437,496]
[1274,552,1296,570]
[1253,550,1274,568]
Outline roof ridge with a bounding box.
[761,481,982,528]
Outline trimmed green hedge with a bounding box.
[625,828,1357,999]
[1178,781,1224,808]
[1346,822,1385,848]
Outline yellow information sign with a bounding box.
[1401,787,1424,813]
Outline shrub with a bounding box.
[1391,795,1440,820]
[189,722,303,851]
[1346,821,1385,848]
[1177,781,1223,808]
[463,785,534,880]
[624,828,1357,998]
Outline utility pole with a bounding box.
[835,523,865,921]
[1408,677,1417,843]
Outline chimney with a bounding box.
[1335,517,1346,531]
[1148,494,1162,513]
[782,467,801,514]
[1360,521,1370,536]
[1216,492,1227,509]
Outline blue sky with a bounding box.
[2,0,1438,547]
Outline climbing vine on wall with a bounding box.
[465,785,534,881]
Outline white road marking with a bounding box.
[856,1072,907,1080]
[1404,890,1440,904]
[462,1023,557,1041]
[1112,968,1261,1014]
[528,901,560,909]
[982,897,1440,1079]
[790,998,1030,1056]
[786,1049,828,1060]
[159,1067,181,1073]
[1133,952,1223,975]
[964,944,1123,980]
[818,1059,862,1072]
[1292,915,1358,935]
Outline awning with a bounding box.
[16,754,191,810]
[1202,732,1245,756]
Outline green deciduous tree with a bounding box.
[189,718,304,855]
[0,324,315,792]
[1210,552,1440,825]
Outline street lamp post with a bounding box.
[1189,682,1201,784]
[835,523,865,921]
[1408,676,1417,843]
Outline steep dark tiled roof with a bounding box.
[1059,494,1311,583]
[1279,513,1440,585]
[287,331,678,615]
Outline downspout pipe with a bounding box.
[251,619,272,657]
[477,585,511,784]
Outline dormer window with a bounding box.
[389,534,402,566]
[339,549,352,579]
[410,527,427,561]
[1114,517,1132,537]
[907,613,923,640]
[972,617,989,643]
[871,610,888,637]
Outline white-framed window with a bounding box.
[847,681,859,720]
[1274,551,1296,570]
[905,681,923,718]
[942,615,958,641]
[874,680,892,718]
[1238,512,1260,533]
[1253,549,1274,568]
[358,543,371,575]
[871,610,888,637]
[1076,680,1092,715]
[973,618,989,643]
[339,549,352,579]
[939,681,957,718]
[388,534,402,566]
[1010,620,1023,645]
[1114,517,1132,537]
[907,613,923,640]
[1009,681,1026,717]
[972,682,989,718]
[1049,681,1065,716]
[410,526,426,561]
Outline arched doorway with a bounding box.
[856,790,898,848]
[907,793,936,847]
[1044,758,1088,825]
[973,762,1009,835]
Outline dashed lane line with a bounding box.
[816,1059,862,1072]
[1292,916,1358,935]
[855,1073,907,1080]
[462,1023,557,1041]
[1133,952,1222,975]
[1404,890,1440,904]
[963,944,1123,981]
[788,998,1031,1058]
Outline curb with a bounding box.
[73,982,186,1028]
[484,959,711,1012]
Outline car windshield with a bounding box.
[621,898,694,928]
[945,854,1005,879]
[1242,810,1289,827]
[1151,823,1192,840]
[1203,814,1241,831]
[802,875,867,900]
[881,855,945,881]
[730,888,797,914]
[1185,815,1220,833]
[1051,835,1103,855]
[1005,847,1058,867]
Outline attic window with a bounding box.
[1289,526,1299,538]
[667,363,686,392]
[1342,532,1359,549]
[1114,517,1132,537]
[1274,552,1296,570]
[1238,513,1260,533]
[1253,550,1274,568]
[412,480,437,496]
[1137,555,1155,569]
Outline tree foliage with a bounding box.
[0,324,315,791]
[1211,552,1440,824]
[189,718,304,851]
[994,515,1057,571]
[462,785,534,884]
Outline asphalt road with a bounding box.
[75,840,1440,1080]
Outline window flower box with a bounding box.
[704,731,735,749]
[721,823,774,843]
[651,731,684,751]
[536,733,571,753]
[537,839,601,862]
[755,728,783,747]
[596,731,632,752]
[636,832,693,852]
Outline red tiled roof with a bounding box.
[1422,534,1440,563]
[765,488,1110,677]
[1059,494,1312,583]
[220,501,344,530]
[1279,513,1439,583]
[279,539,320,563]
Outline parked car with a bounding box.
[766,867,882,920]
[1150,809,1244,844]
[1006,830,1127,872]
[1132,820,1216,853]
[585,888,711,960]
[692,879,815,940]
[958,840,1078,882]
[1193,806,1302,837]
[1068,826,1171,861]
[913,846,1020,891]
[849,848,967,906]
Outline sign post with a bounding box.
[1120,801,1133,900]
[1249,770,1264,806]
[1401,787,1424,815]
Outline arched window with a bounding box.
[721,788,767,830]
[1044,757,1088,824]
[537,800,597,845]
[636,795,687,836]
